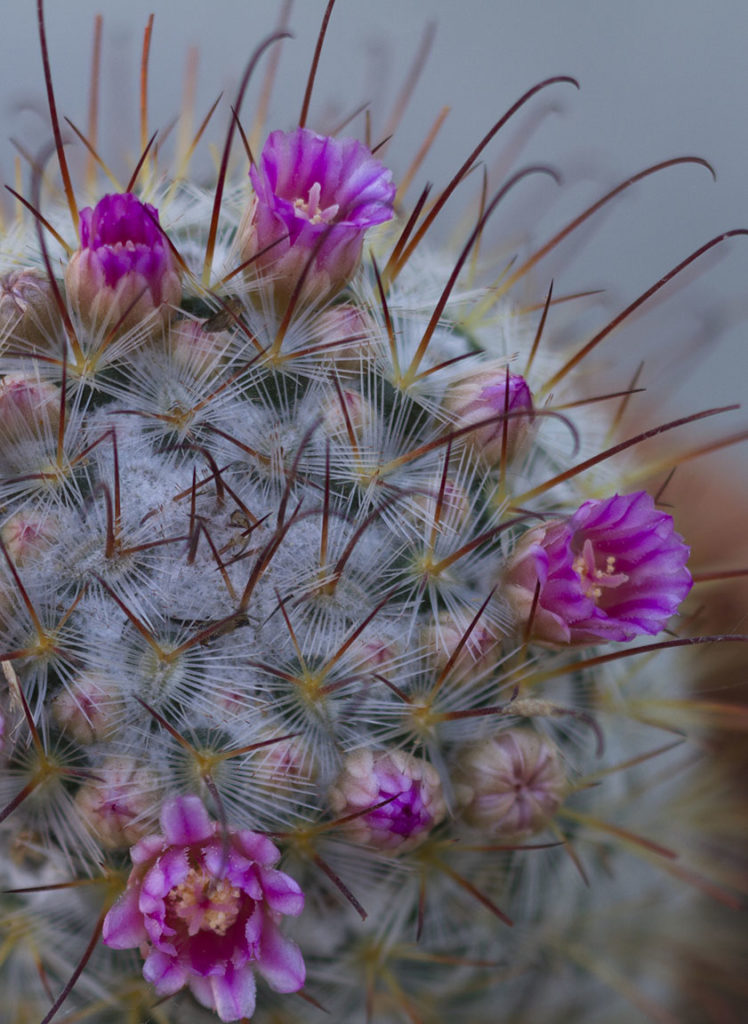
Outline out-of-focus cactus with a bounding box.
[1,5,746,1023]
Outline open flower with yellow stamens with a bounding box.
[103,795,305,1023]
[505,490,693,644]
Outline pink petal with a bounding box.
[142,948,188,996]
[255,917,306,993]
[102,885,147,949]
[190,964,257,1023]
[160,794,213,845]
[259,866,305,916]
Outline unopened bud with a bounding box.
[329,748,446,853]
[456,729,566,840]
[1,509,57,566]
[0,268,59,348]
[446,362,535,464]
[75,756,158,848]
[53,673,121,743]
[0,372,60,442]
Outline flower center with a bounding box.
[572,539,628,601]
[168,866,242,937]
[293,181,340,225]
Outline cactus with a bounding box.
[1,4,746,1023]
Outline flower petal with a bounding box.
[255,917,306,993]
[102,885,147,949]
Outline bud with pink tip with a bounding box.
[504,490,693,645]
[75,756,158,849]
[1,509,57,566]
[0,268,59,348]
[240,128,395,304]
[168,317,230,376]
[446,361,535,464]
[0,372,60,442]
[52,672,121,743]
[65,192,181,331]
[311,304,379,371]
[456,728,566,840]
[421,611,500,678]
[320,387,370,438]
[329,748,446,853]
[102,794,305,1021]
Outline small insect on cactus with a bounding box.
[1,3,747,1023]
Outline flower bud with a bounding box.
[1,509,57,566]
[446,362,535,464]
[75,756,158,848]
[0,268,59,348]
[421,611,500,677]
[311,305,379,371]
[346,633,401,675]
[168,316,230,376]
[65,192,181,331]
[239,128,395,305]
[0,372,60,442]
[329,748,446,853]
[52,672,121,743]
[320,387,370,438]
[504,490,693,645]
[456,729,566,840]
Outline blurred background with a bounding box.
[1,0,747,451]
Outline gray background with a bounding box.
[2,0,747,458]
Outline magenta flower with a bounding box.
[102,795,305,1022]
[240,128,395,301]
[505,490,692,645]
[329,749,446,853]
[65,193,181,329]
[446,361,535,464]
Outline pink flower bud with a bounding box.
[0,268,59,348]
[65,193,181,331]
[311,305,379,370]
[1,509,57,566]
[75,757,158,849]
[102,794,305,1022]
[52,672,120,743]
[421,611,500,677]
[456,729,566,840]
[446,361,535,464]
[346,633,401,675]
[240,128,395,304]
[320,387,370,437]
[168,317,230,376]
[505,490,693,645]
[0,372,60,441]
[329,749,446,853]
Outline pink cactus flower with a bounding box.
[102,795,305,1022]
[505,490,693,645]
[240,127,395,302]
[65,192,181,329]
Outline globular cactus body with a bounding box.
[0,5,746,1024]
